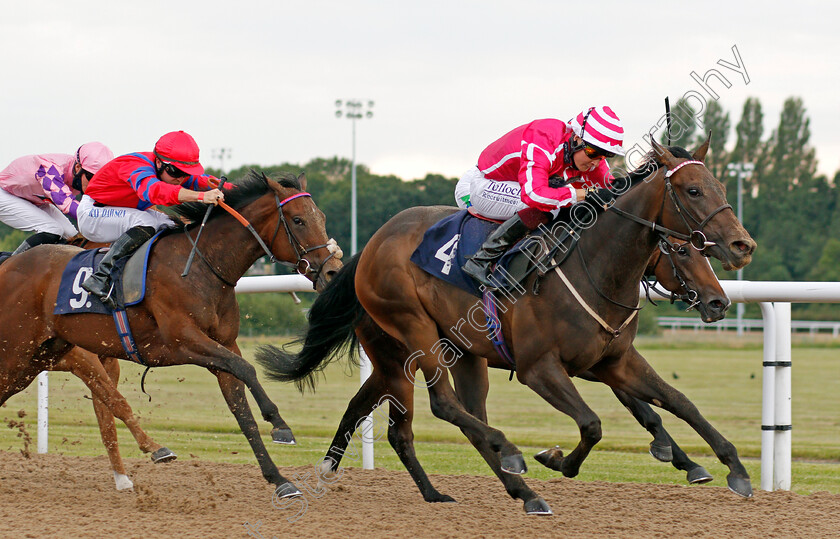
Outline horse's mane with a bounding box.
[170,170,301,229]
[616,144,694,190]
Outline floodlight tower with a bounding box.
[727,162,755,336]
[335,99,374,255]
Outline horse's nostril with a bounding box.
[710,299,729,312]
[732,240,755,255]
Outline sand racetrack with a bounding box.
[0,451,837,538]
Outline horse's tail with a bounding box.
[255,253,362,392]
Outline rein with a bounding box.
[608,160,733,253]
[543,243,638,339]
[182,191,341,289]
[538,158,727,339]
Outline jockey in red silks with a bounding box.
[79,130,228,308]
[0,142,114,255]
[454,106,626,286]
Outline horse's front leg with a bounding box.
[164,331,296,445]
[228,341,295,445]
[212,369,300,497]
[518,354,602,479]
[608,386,713,485]
[590,345,752,498]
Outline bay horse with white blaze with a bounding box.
[258,137,756,513]
[0,171,342,497]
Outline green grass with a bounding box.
[1,335,838,495]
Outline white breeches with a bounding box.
[77,195,176,243]
[0,187,78,238]
[454,166,529,220]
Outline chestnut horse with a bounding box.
[2,236,174,491]
[0,171,342,497]
[258,138,756,513]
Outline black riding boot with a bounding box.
[463,214,532,287]
[11,232,63,256]
[82,226,156,309]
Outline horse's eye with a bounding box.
[677,247,689,256]
[687,187,702,197]
[293,217,304,225]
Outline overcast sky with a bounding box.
[2,1,838,183]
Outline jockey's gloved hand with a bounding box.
[586,187,617,210]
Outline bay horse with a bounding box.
[263,230,731,512]
[258,138,756,513]
[0,170,343,497]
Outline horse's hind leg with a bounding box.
[403,324,527,476]
[451,357,552,515]
[518,355,602,479]
[384,369,458,503]
[591,345,751,497]
[55,350,176,489]
[609,387,713,484]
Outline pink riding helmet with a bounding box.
[568,106,625,156]
[76,142,115,174]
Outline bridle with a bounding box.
[232,191,342,288]
[642,234,701,311]
[608,159,733,254]
[185,191,342,289]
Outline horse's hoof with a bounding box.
[272,427,297,445]
[534,446,564,472]
[649,441,673,463]
[500,453,527,475]
[151,447,177,463]
[425,493,456,503]
[686,466,714,484]
[726,475,753,498]
[274,482,302,499]
[524,497,553,515]
[113,471,134,491]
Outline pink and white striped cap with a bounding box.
[569,106,625,156]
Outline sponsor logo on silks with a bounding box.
[485,182,521,196]
[89,208,127,218]
[459,194,472,207]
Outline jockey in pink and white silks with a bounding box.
[0,142,114,255]
[456,106,626,286]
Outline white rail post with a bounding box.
[359,346,374,469]
[37,371,48,454]
[757,302,776,491]
[773,302,792,490]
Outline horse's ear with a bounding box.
[692,131,712,162]
[260,171,270,184]
[297,172,307,191]
[650,137,679,168]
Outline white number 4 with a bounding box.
[434,234,460,275]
